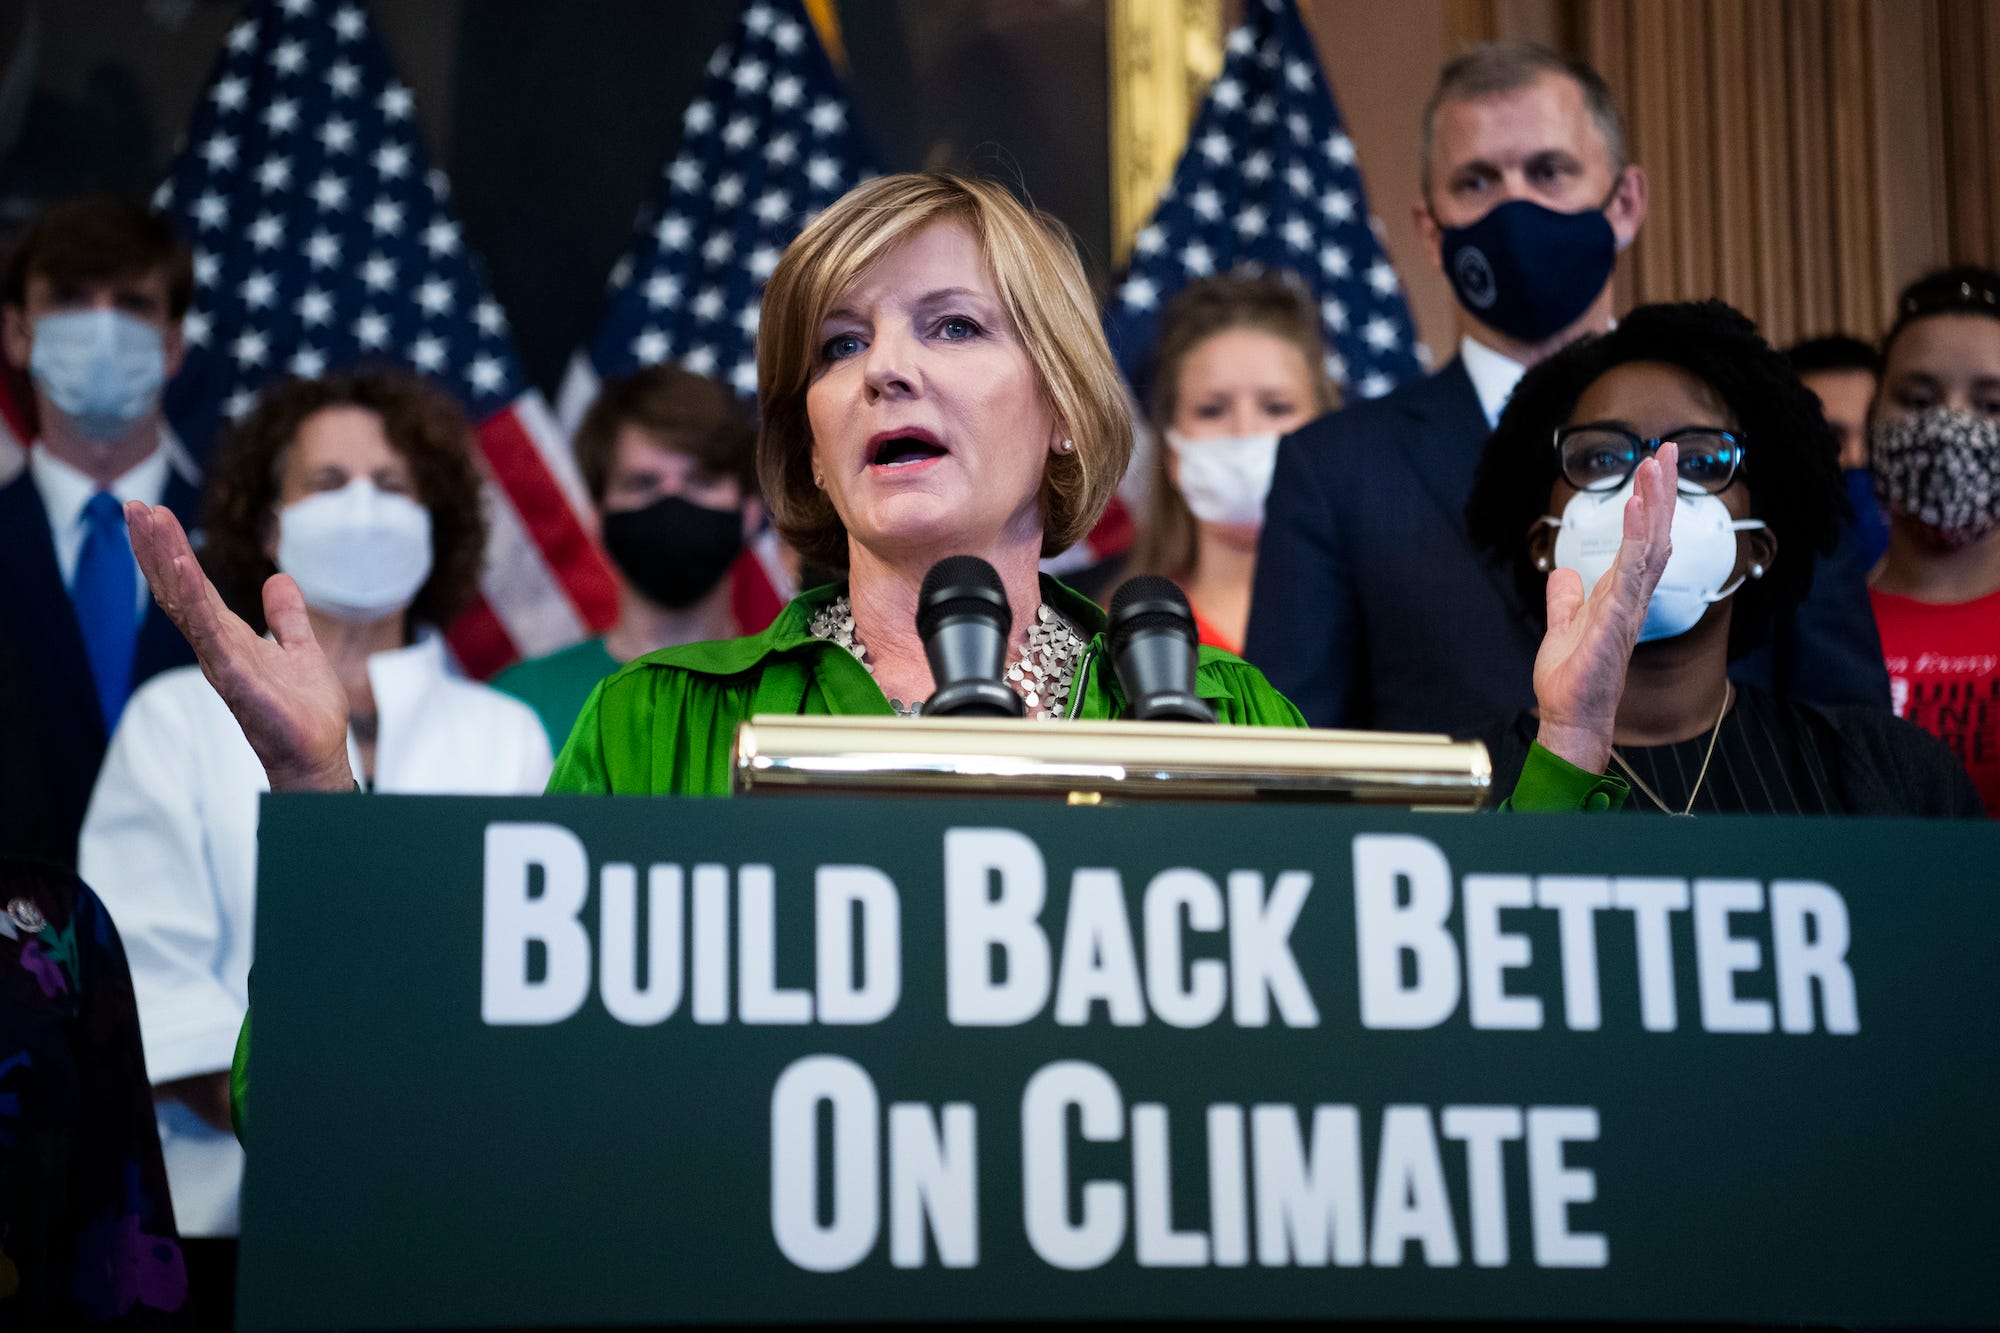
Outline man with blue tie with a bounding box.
[1245,42,1889,733]
[0,197,199,865]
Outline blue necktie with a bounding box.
[72,491,139,731]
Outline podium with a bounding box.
[234,720,2000,1330]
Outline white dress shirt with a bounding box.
[28,431,198,615]
[80,632,554,1236]
[1457,333,1529,431]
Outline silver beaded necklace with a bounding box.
[807,594,1088,719]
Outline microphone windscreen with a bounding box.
[917,554,1011,641]
[1109,574,1199,646]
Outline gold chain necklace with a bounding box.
[1607,683,1734,817]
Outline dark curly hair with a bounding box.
[1466,300,1844,658]
[200,368,488,633]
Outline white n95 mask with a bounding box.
[1543,480,1765,643]
[1165,430,1280,528]
[276,478,433,620]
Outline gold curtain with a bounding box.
[1449,0,1996,347]
[1936,0,2000,269]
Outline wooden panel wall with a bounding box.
[1582,0,1990,345]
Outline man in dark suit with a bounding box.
[1245,43,1890,733]
[0,197,198,865]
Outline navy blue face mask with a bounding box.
[1438,193,1619,344]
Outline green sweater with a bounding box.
[491,635,621,755]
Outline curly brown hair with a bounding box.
[200,368,488,632]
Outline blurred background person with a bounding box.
[0,856,188,1329]
[494,364,766,752]
[79,370,552,1309]
[1247,41,1890,732]
[1466,300,1979,816]
[1123,270,1334,654]
[1866,266,2000,815]
[1788,332,1888,569]
[0,195,196,867]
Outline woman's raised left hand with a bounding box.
[1530,443,1678,775]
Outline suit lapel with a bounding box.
[1394,360,1540,633]
[0,473,105,749]
[1394,360,1491,526]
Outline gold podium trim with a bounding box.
[733,715,1492,808]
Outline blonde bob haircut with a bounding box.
[757,172,1135,570]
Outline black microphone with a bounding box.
[917,555,1024,718]
[1107,576,1217,723]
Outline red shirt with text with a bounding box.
[1871,586,2000,815]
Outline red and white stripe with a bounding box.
[0,368,31,486]
[450,389,620,679]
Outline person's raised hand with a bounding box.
[1531,443,1678,775]
[125,501,355,792]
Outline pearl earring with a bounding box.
[1535,555,1551,571]
[1056,438,1075,454]
[813,473,824,489]
[1749,562,1766,579]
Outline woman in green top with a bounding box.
[124,171,1675,807]
[131,172,1677,1133]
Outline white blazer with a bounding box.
[80,633,553,1236]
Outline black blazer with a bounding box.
[0,466,199,866]
[1243,359,1892,733]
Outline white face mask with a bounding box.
[275,478,433,621]
[1543,480,1765,643]
[1165,429,1281,528]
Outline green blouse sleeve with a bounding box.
[1197,655,1309,728]
[1501,741,1630,812]
[231,1008,249,1142]
[545,658,766,797]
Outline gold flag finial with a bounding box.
[803,0,848,74]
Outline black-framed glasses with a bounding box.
[1554,424,1745,495]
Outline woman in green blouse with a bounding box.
[126,172,1674,807]
[131,173,1676,1134]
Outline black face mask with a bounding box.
[601,494,744,610]
[1434,176,1624,344]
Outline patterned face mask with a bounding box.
[1871,408,2000,548]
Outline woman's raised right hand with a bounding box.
[125,501,356,793]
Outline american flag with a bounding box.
[556,0,875,421]
[1103,0,1425,402]
[155,0,616,678]
[554,0,875,618]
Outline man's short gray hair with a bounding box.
[1419,41,1627,198]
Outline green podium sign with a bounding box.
[239,795,1999,1328]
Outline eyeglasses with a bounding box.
[1553,424,1745,495]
